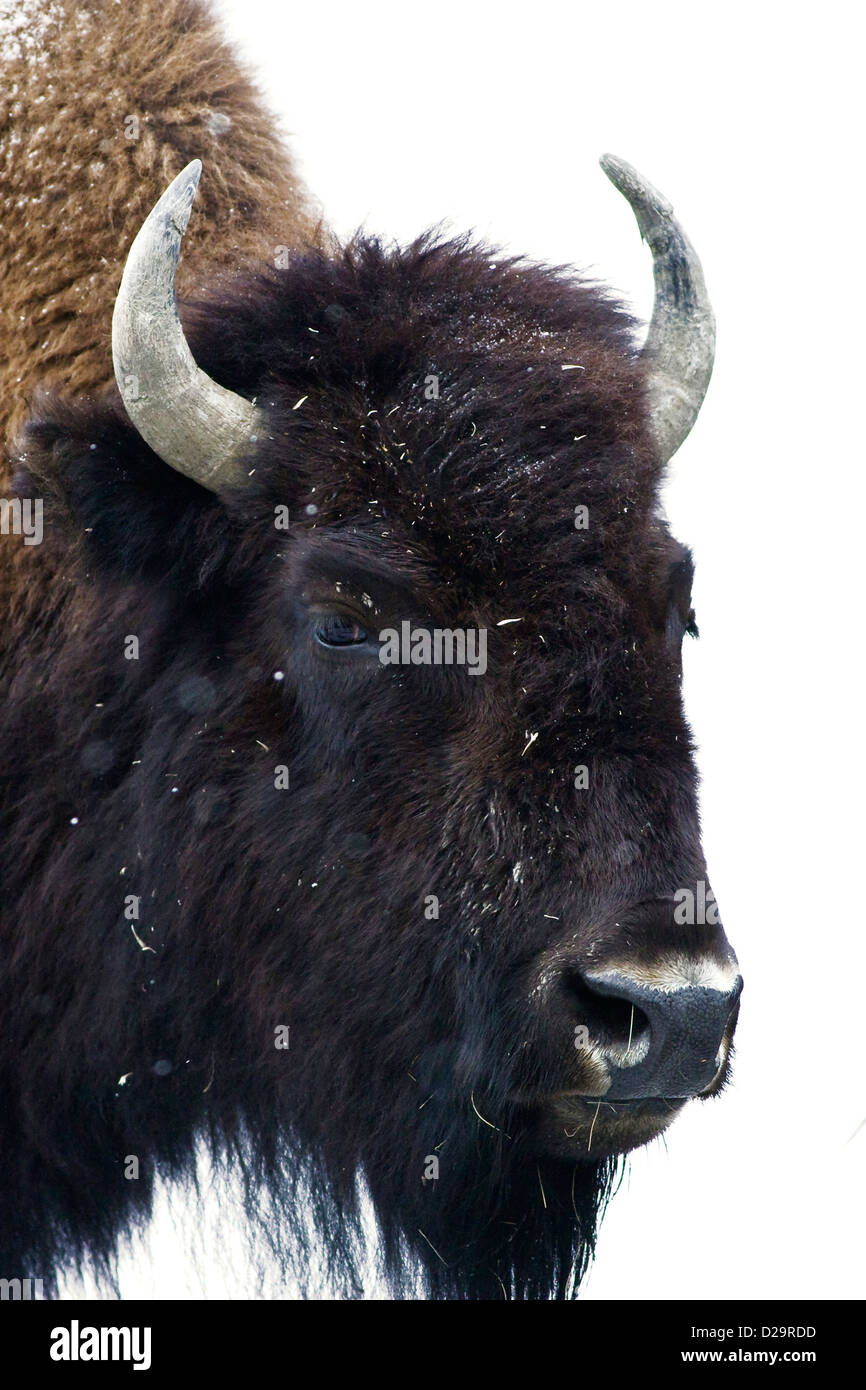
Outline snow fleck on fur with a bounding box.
[0,0,64,66]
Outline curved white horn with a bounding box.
[600,154,716,464]
[112,160,261,490]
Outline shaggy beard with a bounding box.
[367,1134,621,1301]
[48,1135,617,1302]
[226,1086,621,1301]
[229,957,623,1300]
[29,932,622,1300]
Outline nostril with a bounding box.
[567,973,651,1060]
[573,967,742,1098]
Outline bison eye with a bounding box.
[314,613,369,648]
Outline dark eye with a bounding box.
[314,613,369,647]
[666,603,698,644]
[665,551,698,642]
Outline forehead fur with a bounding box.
[184,233,669,607]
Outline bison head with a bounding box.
[15,156,739,1299]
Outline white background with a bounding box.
[75,0,866,1299]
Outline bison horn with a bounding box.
[600,154,715,463]
[112,159,260,490]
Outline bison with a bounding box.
[0,0,740,1299]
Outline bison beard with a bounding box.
[0,230,701,1298]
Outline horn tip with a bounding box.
[154,159,204,236]
[173,158,203,198]
[599,153,673,226]
[599,151,635,187]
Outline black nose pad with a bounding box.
[573,970,743,1100]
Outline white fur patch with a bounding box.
[600,1027,651,1069]
[586,955,741,996]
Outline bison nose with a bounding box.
[570,966,743,1100]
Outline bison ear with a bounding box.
[13,392,232,585]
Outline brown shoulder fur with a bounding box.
[0,0,322,456]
